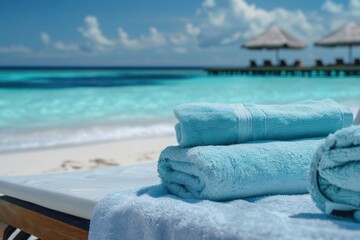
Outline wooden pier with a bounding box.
[204,66,360,77]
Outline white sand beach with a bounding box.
[1,107,358,176]
[0,137,176,176]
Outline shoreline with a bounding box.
[0,136,177,176]
[0,118,177,153]
[0,133,175,155]
[0,107,357,177]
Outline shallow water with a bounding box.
[0,68,359,151]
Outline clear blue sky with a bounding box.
[0,0,358,66]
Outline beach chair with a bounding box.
[354,58,360,66]
[263,60,272,67]
[335,58,345,66]
[315,59,324,67]
[2,158,360,240]
[249,60,257,68]
[279,59,287,67]
[293,59,301,67]
[0,163,160,240]
[0,196,88,240]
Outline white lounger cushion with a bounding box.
[355,107,360,125]
[0,162,160,219]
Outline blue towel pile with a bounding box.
[308,125,360,222]
[89,99,358,239]
[159,99,353,200]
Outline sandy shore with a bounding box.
[0,107,358,176]
[0,137,177,176]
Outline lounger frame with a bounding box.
[0,196,89,240]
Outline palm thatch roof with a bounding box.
[315,21,360,47]
[242,27,306,50]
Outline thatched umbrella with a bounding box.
[315,21,360,63]
[242,26,306,64]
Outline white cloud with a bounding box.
[27,0,360,59]
[118,27,166,50]
[208,12,227,27]
[170,34,188,45]
[187,0,322,48]
[186,23,201,36]
[231,0,273,34]
[39,16,167,53]
[174,47,187,54]
[350,0,360,7]
[118,28,143,50]
[321,0,360,18]
[220,32,241,45]
[53,41,80,51]
[350,0,360,15]
[148,27,166,46]
[322,0,343,13]
[0,45,31,54]
[320,0,360,29]
[40,32,51,45]
[79,16,114,50]
[39,32,82,52]
[36,2,324,55]
[231,0,321,40]
[203,0,216,8]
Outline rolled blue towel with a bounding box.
[158,138,323,200]
[308,125,360,222]
[175,99,353,147]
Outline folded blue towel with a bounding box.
[158,138,323,200]
[308,125,360,222]
[175,99,353,147]
[89,185,360,240]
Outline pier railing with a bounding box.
[204,66,360,77]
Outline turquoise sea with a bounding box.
[0,68,359,152]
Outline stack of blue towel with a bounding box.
[158,99,353,200]
[89,99,358,239]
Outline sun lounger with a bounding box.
[249,60,257,67]
[2,162,360,240]
[335,58,345,66]
[263,59,272,67]
[0,163,160,239]
[0,195,89,240]
[0,107,359,239]
[354,58,360,66]
[279,59,287,67]
[315,59,324,67]
[293,59,301,67]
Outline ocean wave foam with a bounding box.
[0,122,175,152]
